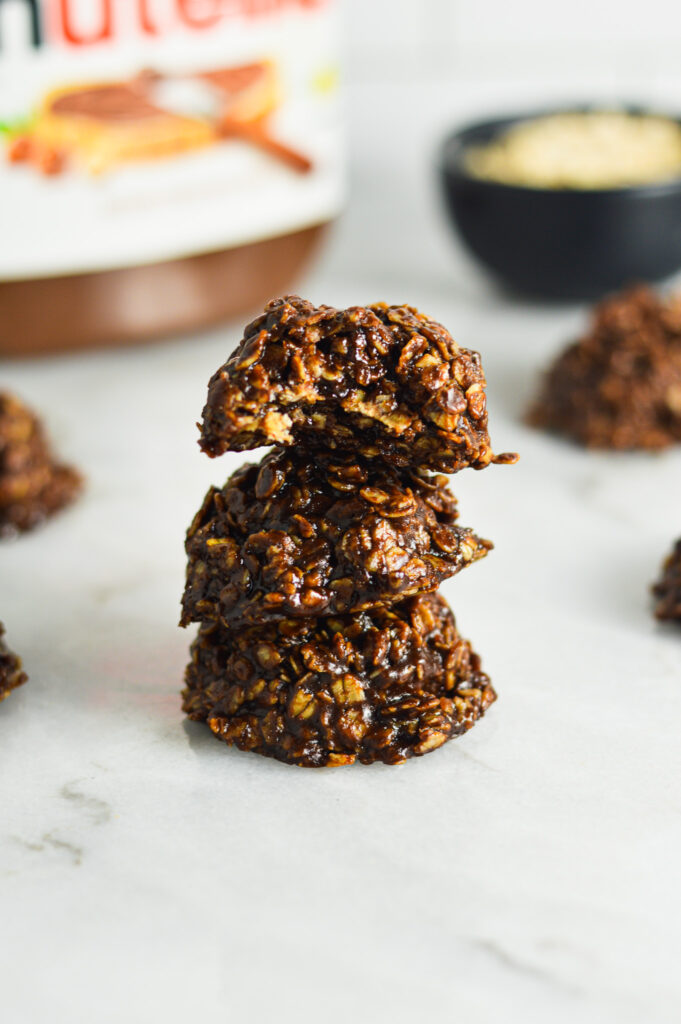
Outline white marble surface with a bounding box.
[3,81,681,1024]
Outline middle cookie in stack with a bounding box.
[181,448,491,627]
[181,295,516,766]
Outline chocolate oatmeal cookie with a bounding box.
[652,538,681,622]
[0,624,27,703]
[200,295,515,473]
[183,592,495,767]
[182,448,490,627]
[0,391,82,536]
[529,286,681,450]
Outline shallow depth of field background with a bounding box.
[3,4,681,1024]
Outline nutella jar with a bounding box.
[0,0,343,355]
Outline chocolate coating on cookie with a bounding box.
[183,592,495,767]
[529,286,681,450]
[0,623,27,703]
[0,392,82,537]
[182,449,491,627]
[200,295,515,472]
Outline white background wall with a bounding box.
[345,0,681,90]
[329,0,681,315]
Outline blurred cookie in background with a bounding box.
[0,623,26,704]
[528,285,681,450]
[653,539,681,622]
[0,391,82,537]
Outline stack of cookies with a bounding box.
[181,296,515,766]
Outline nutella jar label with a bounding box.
[0,0,343,280]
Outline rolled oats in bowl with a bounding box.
[465,111,681,190]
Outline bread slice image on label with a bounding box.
[0,0,344,351]
[29,60,288,175]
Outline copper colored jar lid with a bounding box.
[0,2,343,355]
[0,225,327,357]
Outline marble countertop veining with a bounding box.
[2,81,681,1024]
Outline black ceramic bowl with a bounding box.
[440,109,681,299]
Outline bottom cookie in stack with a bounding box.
[0,623,27,703]
[183,592,495,767]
